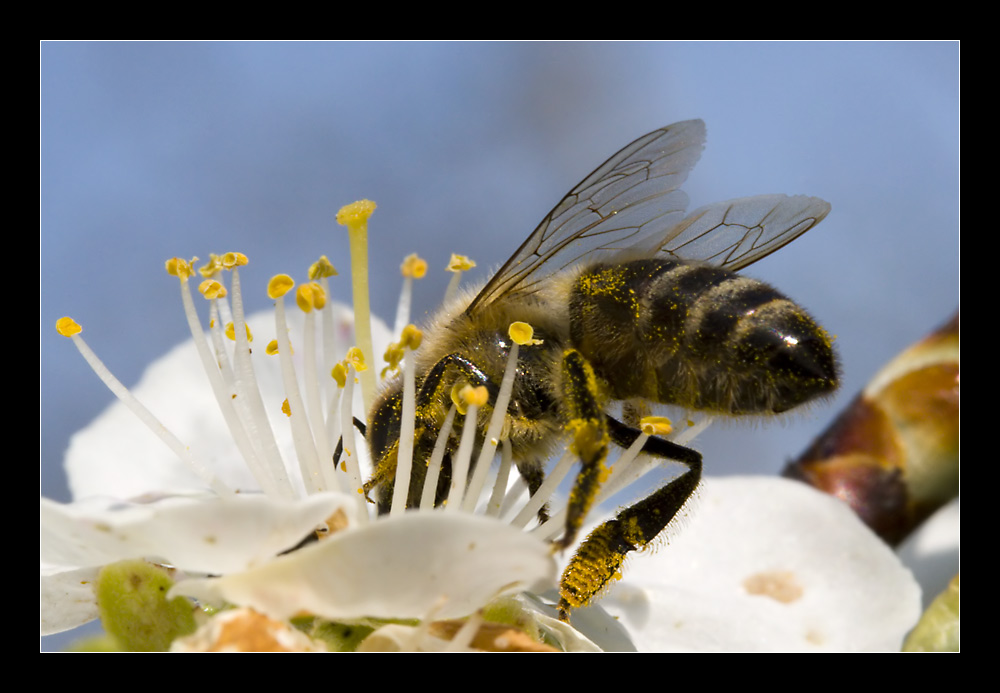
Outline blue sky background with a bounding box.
[40,41,958,646]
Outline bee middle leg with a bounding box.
[557,417,703,621]
[558,348,611,551]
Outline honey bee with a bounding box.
[363,119,838,620]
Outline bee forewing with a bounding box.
[466,120,707,314]
[653,194,832,271]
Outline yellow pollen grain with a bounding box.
[281,399,291,417]
[640,416,673,436]
[198,279,227,299]
[308,255,338,280]
[447,253,476,272]
[509,321,543,346]
[266,340,280,356]
[622,516,646,546]
[56,316,82,337]
[400,253,428,279]
[267,274,295,299]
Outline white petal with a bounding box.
[897,497,960,610]
[40,492,353,574]
[172,513,557,622]
[599,476,921,652]
[40,566,100,635]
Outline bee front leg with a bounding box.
[368,353,500,512]
[413,353,551,514]
[557,418,703,621]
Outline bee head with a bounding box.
[367,379,404,470]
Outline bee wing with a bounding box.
[650,194,831,271]
[466,119,707,314]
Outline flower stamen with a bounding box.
[390,324,424,517]
[55,316,231,496]
[394,253,427,338]
[443,253,476,306]
[460,322,536,513]
[336,348,370,520]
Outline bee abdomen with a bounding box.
[569,259,838,414]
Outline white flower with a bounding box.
[40,491,352,635]
[43,281,559,649]
[594,476,922,652]
[42,244,924,652]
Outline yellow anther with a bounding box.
[225,322,253,343]
[266,340,280,356]
[309,282,327,309]
[56,316,82,337]
[400,253,428,279]
[461,385,489,408]
[198,279,227,300]
[281,399,291,417]
[450,381,470,415]
[382,343,404,378]
[296,284,317,313]
[336,199,377,228]
[308,255,338,280]
[346,347,368,372]
[222,252,249,268]
[446,254,476,272]
[331,363,348,388]
[640,416,673,437]
[165,257,198,280]
[267,274,295,300]
[199,254,225,278]
[400,324,423,351]
[509,321,543,346]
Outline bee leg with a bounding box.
[333,417,367,469]
[558,348,611,552]
[557,420,702,621]
[366,353,499,512]
[514,459,550,524]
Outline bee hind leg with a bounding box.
[557,419,702,621]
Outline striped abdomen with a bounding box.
[568,258,838,415]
